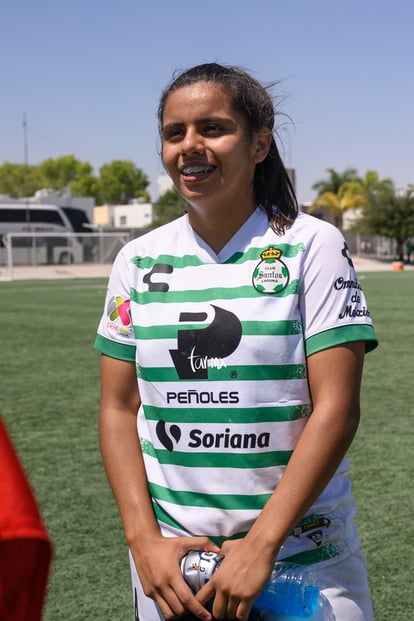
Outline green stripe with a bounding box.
[281,542,345,565]
[131,243,305,269]
[225,243,305,264]
[131,254,204,269]
[137,363,306,382]
[149,482,271,510]
[151,505,343,560]
[152,506,343,560]
[130,280,300,305]
[242,320,302,336]
[305,324,378,356]
[143,404,311,423]
[152,502,248,546]
[141,443,292,468]
[208,532,246,547]
[94,334,135,362]
[152,501,187,532]
[133,319,302,340]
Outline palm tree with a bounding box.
[352,171,394,204]
[311,183,365,229]
[310,168,363,228]
[312,167,358,196]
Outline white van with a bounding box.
[0,203,86,265]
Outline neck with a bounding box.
[187,201,256,254]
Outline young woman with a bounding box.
[95,63,378,621]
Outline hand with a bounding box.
[196,539,275,620]
[130,534,220,620]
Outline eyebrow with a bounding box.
[162,116,236,131]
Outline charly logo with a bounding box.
[169,305,242,379]
[156,420,181,451]
[292,516,331,538]
[341,242,354,269]
[252,247,289,294]
[143,263,174,292]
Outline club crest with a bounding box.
[252,247,289,294]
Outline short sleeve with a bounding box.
[94,248,136,362]
[299,224,378,357]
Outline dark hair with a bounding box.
[158,63,298,234]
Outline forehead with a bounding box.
[162,81,237,123]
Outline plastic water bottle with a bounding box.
[181,552,335,619]
[251,591,335,621]
[251,562,319,618]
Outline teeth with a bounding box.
[182,166,213,175]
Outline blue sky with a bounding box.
[1,0,413,204]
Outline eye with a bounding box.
[203,123,222,134]
[163,126,184,141]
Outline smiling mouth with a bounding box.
[180,165,216,179]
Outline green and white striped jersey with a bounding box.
[95,208,377,565]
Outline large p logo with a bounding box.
[169,305,242,379]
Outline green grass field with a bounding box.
[0,272,413,620]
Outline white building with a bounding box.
[113,200,153,228]
[94,199,153,229]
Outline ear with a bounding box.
[252,128,272,164]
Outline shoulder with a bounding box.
[287,212,348,257]
[291,211,343,239]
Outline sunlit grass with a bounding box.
[0,272,413,620]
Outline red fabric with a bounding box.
[0,417,52,621]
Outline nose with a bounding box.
[181,126,204,155]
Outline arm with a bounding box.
[198,341,365,621]
[98,354,217,621]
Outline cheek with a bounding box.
[161,146,176,173]
[221,147,257,174]
[217,137,255,165]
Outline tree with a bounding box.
[352,170,394,204]
[312,167,358,196]
[98,160,150,205]
[0,155,151,205]
[0,162,43,198]
[37,155,94,192]
[352,185,414,261]
[70,174,101,201]
[310,168,364,228]
[311,185,366,229]
[151,188,187,228]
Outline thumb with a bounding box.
[182,537,221,554]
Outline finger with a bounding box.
[211,592,229,620]
[196,580,216,606]
[173,579,212,621]
[155,587,185,620]
[185,597,212,621]
[236,600,252,621]
[184,536,221,553]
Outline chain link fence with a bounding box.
[0,232,136,280]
